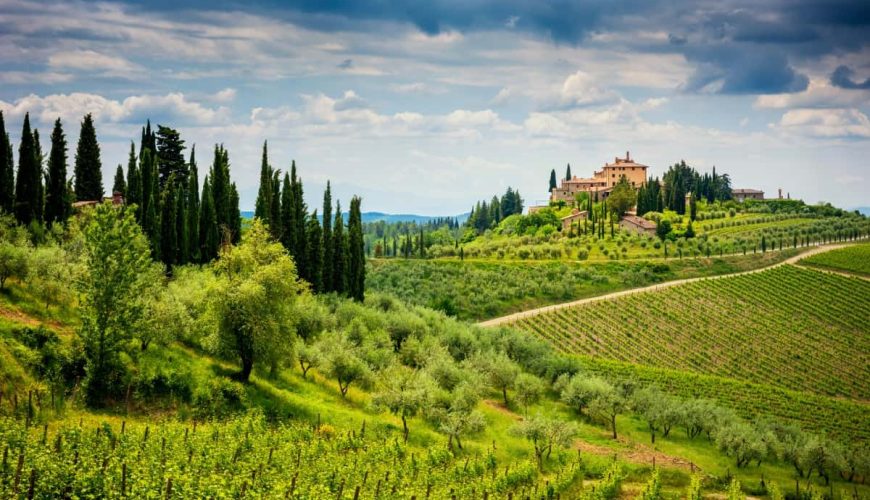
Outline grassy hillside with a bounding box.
[367,250,800,321]
[509,265,870,400]
[801,242,870,276]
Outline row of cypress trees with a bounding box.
[253,142,365,301]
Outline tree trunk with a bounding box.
[611,414,617,440]
[455,435,462,450]
[502,386,508,406]
[402,415,409,442]
[239,357,253,382]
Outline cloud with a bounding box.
[684,48,809,94]
[831,65,870,89]
[775,108,870,138]
[47,50,141,78]
[0,71,73,84]
[0,92,230,127]
[211,88,237,103]
[755,79,870,109]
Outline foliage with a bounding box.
[801,243,870,276]
[511,414,575,470]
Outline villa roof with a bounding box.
[732,188,764,194]
[621,215,657,230]
[560,209,588,220]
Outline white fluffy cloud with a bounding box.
[48,50,142,78]
[775,108,870,138]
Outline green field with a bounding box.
[510,265,870,400]
[366,250,800,321]
[801,243,870,276]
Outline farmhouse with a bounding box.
[72,191,125,211]
[551,152,648,203]
[732,188,764,202]
[619,215,657,235]
[560,209,588,232]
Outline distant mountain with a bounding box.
[241,210,470,224]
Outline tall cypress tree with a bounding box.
[125,142,141,220]
[45,118,70,226]
[548,169,557,193]
[305,211,323,293]
[270,170,282,239]
[211,145,229,236]
[144,191,160,259]
[348,196,365,301]
[332,201,347,294]
[14,113,41,224]
[254,141,272,225]
[113,164,126,195]
[139,120,156,160]
[229,182,241,245]
[74,113,103,201]
[140,148,156,228]
[321,181,334,292]
[33,129,44,224]
[0,111,14,214]
[176,183,188,265]
[156,125,186,189]
[199,176,218,262]
[280,172,295,253]
[159,175,178,266]
[565,163,572,181]
[291,161,307,270]
[186,146,200,263]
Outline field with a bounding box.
[801,243,870,276]
[366,250,801,321]
[509,265,870,399]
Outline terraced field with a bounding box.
[801,243,870,276]
[510,265,870,399]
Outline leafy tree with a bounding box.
[27,245,73,310]
[348,196,365,301]
[159,176,178,266]
[512,414,575,470]
[78,203,152,405]
[143,191,160,258]
[332,201,348,294]
[297,341,322,379]
[210,145,230,237]
[514,372,545,414]
[685,220,695,238]
[656,219,672,241]
[371,366,431,442]
[0,240,29,290]
[125,143,141,221]
[186,146,200,263]
[254,141,272,225]
[112,164,126,196]
[270,169,282,239]
[319,332,372,397]
[228,182,241,244]
[0,111,14,213]
[209,220,302,380]
[715,422,765,468]
[45,118,71,227]
[280,172,295,256]
[175,183,189,264]
[586,378,626,439]
[74,113,103,202]
[140,147,157,231]
[559,375,604,417]
[608,175,637,217]
[14,113,42,224]
[633,386,679,443]
[478,352,519,406]
[155,125,186,188]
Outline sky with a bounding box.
[1,0,869,214]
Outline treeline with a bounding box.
[253,142,365,301]
[637,162,732,216]
[466,187,524,234]
[365,218,462,259]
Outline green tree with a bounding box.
[0,111,13,213]
[305,210,323,292]
[319,332,372,397]
[608,175,637,217]
[125,143,141,221]
[321,181,334,291]
[270,169,282,239]
[176,184,188,264]
[0,240,29,290]
[112,164,126,196]
[587,378,626,439]
[656,219,672,241]
[332,201,348,294]
[228,182,241,244]
[548,168,557,193]
[159,177,178,267]
[78,203,152,406]
[73,113,103,202]
[512,414,575,470]
[348,196,365,301]
[140,147,157,229]
[514,372,545,414]
[155,125,186,189]
[210,145,230,237]
[371,366,431,442]
[565,163,572,181]
[716,422,765,468]
[280,172,295,255]
[254,141,272,225]
[198,176,219,262]
[209,219,303,381]
[14,113,42,224]
[45,118,71,226]
[186,146,200,263]
[479,352,519,406]
[143,191,160,258]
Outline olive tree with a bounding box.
[209,219,303,381]
[371,365,432,442]
[318,332,372,398]
[514,372,545,414]
[474,352,519,406]
[633,386,680,444]
[512,414,575,470]
[715,422,766,468]
[586,378,627,439]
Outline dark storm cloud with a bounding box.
[831,66,870,90]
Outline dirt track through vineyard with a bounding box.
[478,242,863,327]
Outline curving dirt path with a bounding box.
[477,242,862,327]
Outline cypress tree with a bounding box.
[332,201,347,294]
[176,183,188,265]
[140,148,156,227]
[291,161,307,270]
[254,141,272,224]
[348,196,365,301]
[125,143,141,221]
[229,182,241,244]
[156,125,186,189]
[74,113,104,201]
[565,163,572,181]
[45,118,71,226]
[159,175,178,266]
[280,172,295,253]
[113,164,126,196]
[0,111,14,214]
[187,146,200,263]
[139,120,155,160]
[144,191,160,259]
[270,170,282,239]
[548,169,557,193]
[14,113,41,224]
[211,145,229,234]
[305,210,323,293]
[321,181,334,292]
[199,176,218,262]
[33,129,44,224]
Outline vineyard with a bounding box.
[510,265,870,400]
[0,413,586,499]
[801,243,870,276]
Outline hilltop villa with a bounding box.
[550,152,648,203]
[732,188,764,202]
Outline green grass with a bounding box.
[367,250,800,321]
[511,265,870,400]
[801,243,870,276]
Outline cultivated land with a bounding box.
[800,242,870,277]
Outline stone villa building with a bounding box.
[732,188,764,202]
[550,152,648,203]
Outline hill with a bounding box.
[242,210,470,225]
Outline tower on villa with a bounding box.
[550,152,648,203]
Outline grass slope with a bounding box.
[510,265,870,400]
[801,243,870,276]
